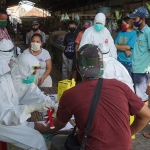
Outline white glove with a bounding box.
[24,102,52,114]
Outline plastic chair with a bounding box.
[0,141,7,150]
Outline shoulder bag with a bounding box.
[64,78,103,150]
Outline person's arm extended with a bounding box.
[75,43,79,53]
[146,83,150,95]
[115,44,131,51]
[130,105,150,135]
[38,60,52,84]
[34,117,66,133]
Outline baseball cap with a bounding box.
[129,6,149,18]
[31,20,39,26]
[82,20,93,28]
[77,44,104,78]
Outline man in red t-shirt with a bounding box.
[35,44,150,150]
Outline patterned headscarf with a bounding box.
[0,28,11,41]
[77,44,104,78]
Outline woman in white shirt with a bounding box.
[23,33,52,87]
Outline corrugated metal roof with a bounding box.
[6,0,104,11]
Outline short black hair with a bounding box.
[122,16,130,23]
[122,16,134,29]
[0,9,7,15]
[31,33,43,42]
[68,20,77,26]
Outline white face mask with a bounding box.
[31,42,41,51]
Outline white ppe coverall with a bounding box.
[79,13,134,91]
[0,39,48,150]
[11,53,55,106]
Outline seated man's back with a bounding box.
[57,79,144,150]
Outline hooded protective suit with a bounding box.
[0,39,48,150]
[79,13,117,59]
[11,53,55,106]
[79,13,134,91]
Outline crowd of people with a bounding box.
[0,5,150,150]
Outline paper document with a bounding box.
[60,122,73,130]
[28,121,73,130]
[48,94,58,103]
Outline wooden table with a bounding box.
[40,87,58,95]
[28,87,74,135]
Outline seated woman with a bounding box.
[23,33,52,87]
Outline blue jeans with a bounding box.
[131,73,150,101]
[120,61,132,76]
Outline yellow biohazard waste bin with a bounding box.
[57,78,76,102]
[130,115,135,139]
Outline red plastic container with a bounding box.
[0,142,7,150]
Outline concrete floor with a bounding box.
[132,123,150,150]
[9,32,150,150]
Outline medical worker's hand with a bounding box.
[34,122,47,133]
[125,51,132,57]
[146,84,150,96]
[38,77,44,85]
[52,103,58,117]
[24,102,52,114]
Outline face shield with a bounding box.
[0,39,15,64]
[11,53,40,84]
[22,65,41,84]
[0,46,16,64]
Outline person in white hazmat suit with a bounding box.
[10,53,56,105]
[79,13,134,91]
[0,39,54,150]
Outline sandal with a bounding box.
[143,132,150,139]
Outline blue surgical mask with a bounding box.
[94,24,104,32]
[22,75,35,84]
[133,19,142,27]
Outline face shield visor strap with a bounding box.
[0,46,16,53]
[102,49,110,54]
[0,46,17,59]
